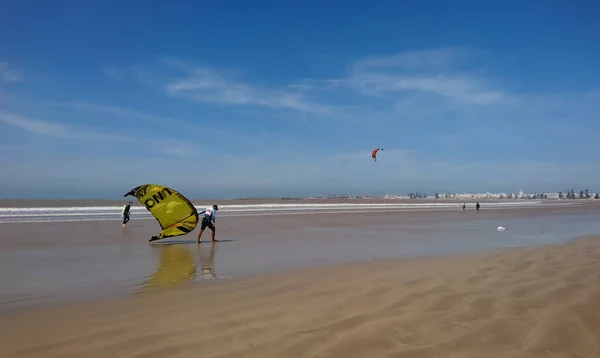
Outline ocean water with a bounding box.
[0,200,573,224]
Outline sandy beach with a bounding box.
[1,235,599,357]
[1,203,599,357]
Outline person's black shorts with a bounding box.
[201,216,214,230]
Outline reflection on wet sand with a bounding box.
[198,242,217,279]
[140,242,219,292]
[141,243,197,291]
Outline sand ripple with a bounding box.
[1,237,600,357]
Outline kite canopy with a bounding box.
[124,184,199,242]
[372,148,383,158]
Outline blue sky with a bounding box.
[1,0,599,199]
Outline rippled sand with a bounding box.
[1,234,599,357]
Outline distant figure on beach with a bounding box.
[476,202,480,212]
[121,201,133,228]
[197,204,219,243]
[462,203,466,211]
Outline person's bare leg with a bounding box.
[211,228,218,242]
[197,229,205,243]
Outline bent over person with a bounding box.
[197,204,218,243]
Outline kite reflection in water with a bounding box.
[140,242,219,292]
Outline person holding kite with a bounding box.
[197,204,219,243]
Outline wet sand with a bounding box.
[1,204,600,314]
[1,234,599,357]
[1,202,597,252]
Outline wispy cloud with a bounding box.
[105,50,599,140]
[102,60,335,116]
[164,63,333,116]
[0,109,199,160]
[102,51,509,122]
[347,73,508,105]
[0,110,68,137]
[341,48,511,107]
[0,110,134,143]
[0,107,302,161]
[0,62,21,84]
[40,100,313,151]
[44,101,175,125]
[352,47,471,72]
[101,65,158,85]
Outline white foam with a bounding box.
[0,201,548,213]
[0,201,579,224]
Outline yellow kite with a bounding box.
[124,184,198,242]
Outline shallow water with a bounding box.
[0,207,599,312]
[0,200,559,223]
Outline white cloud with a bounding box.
[165,65,333,116]
[0,110,69,137]
[0,62,21,84]
[102,50,511,122]
[285,78,346,92]
[39,100,315,152]
[0,107,313,163]
[101,65,156,85]
[102,60,335,116]
[352,47,470,71]
[100,49,599,129]
[0,110,137,144]
[286,48,599,138]
[339,48,511,107]
[44,101,176,125]
[347,73,508,105]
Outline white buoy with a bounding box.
[497,226,507,231]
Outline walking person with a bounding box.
[121,201,133,228]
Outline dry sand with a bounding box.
[1,234,599,357]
